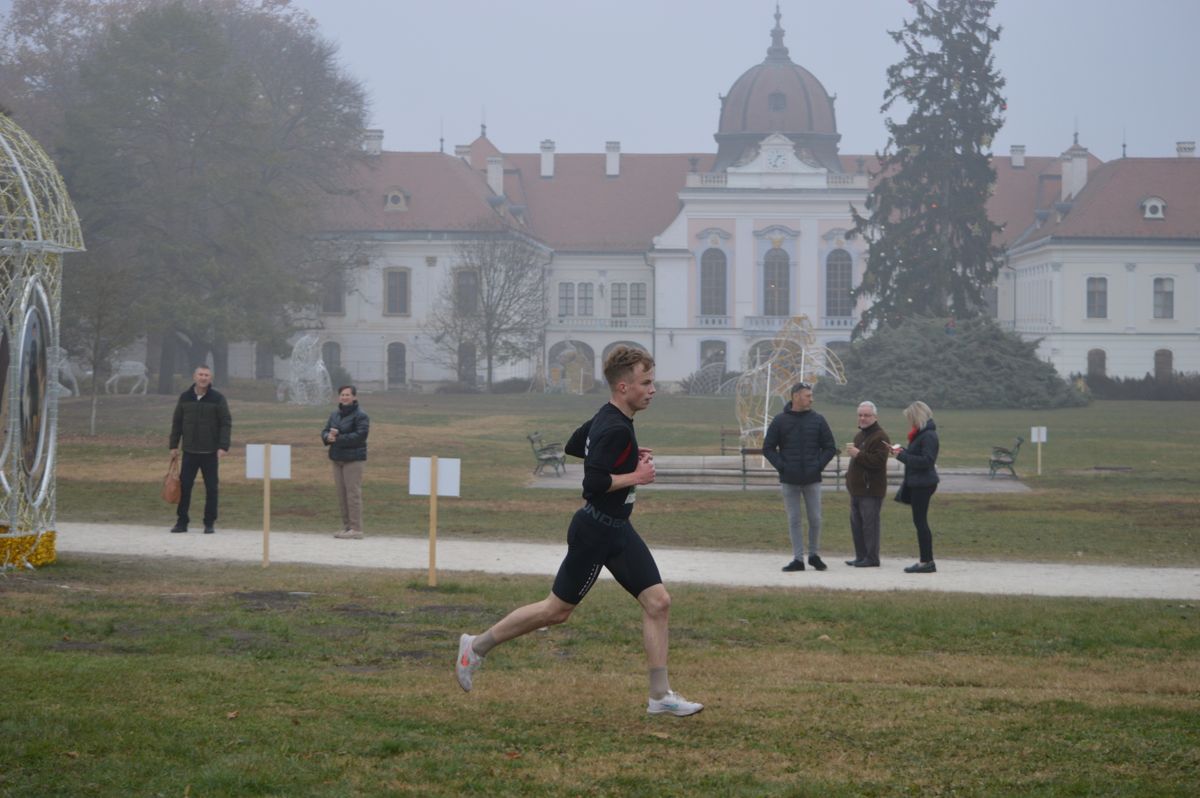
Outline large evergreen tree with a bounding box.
[850,0,1006,332]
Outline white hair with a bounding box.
[857,401,878,414]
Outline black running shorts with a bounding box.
[551,508,663,605]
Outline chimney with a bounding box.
[486,156,504,195]
[1010,144,1025,169]
[1061,138,1090,201]
[540,139,556,178]
[1177,141,1196,158]
[454,144,471,161]
[605,141,620,177]
[363,128,383,156]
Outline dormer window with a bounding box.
[385,189,409,211]
[1141,196,1166,220]
[768,91,786,112]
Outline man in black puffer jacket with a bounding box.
[762,382,836,572]
[169,365,232,534]
[322,385,370,539]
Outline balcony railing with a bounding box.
[549,316,653,331]
[696,315,731,327]
[821,316,855,329]
[744,316,787,333]
[685,172,728,188]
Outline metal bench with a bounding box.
[528,432,567,476]
[989,436,1023,479]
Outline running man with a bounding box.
[455,346,703,717]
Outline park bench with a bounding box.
[989,436,1023,479]
[528,432,567,476]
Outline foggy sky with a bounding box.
[3,0,1197,162]
[288,0,1199,163]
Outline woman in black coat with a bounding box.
[892,400,939,573]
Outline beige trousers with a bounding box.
[331,460,365,532]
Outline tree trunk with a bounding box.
[157,332,177,394]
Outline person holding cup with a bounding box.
[891,400,940,573]
[844,401,891,568]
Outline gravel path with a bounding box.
[54,522,1200,601]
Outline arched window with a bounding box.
[1155,349,1173,382]
[1087,349,1106,379]
[826,249,853,317]
[763,249,790,316]
[700,249,727,316]
[387,343,406,387]
[321,341,341,371]
[747,340,777,367]
[700,340,727,369]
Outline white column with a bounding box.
[1050,263,1063,330]
[1125,262,1137,331]
[734,217,755,324]
[1194,264,1200,332]
[797,219,820,319]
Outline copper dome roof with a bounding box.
[713,8,842,172]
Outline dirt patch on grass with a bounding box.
[234,590,312,610]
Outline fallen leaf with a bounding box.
[504,751,522,760]
[649,731,671,739]
[226,711,239,720]
[818,634,832,642]
[64,751,79,759]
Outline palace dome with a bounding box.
[714,9,842,172]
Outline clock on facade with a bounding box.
[766,150,789,169]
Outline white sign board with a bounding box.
[1030,426,1048,444]
[409,457,461,497]
[246,444,292,479]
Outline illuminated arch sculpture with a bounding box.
[734,316,845,447]
[0,114,84,568]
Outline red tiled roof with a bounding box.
[320,152,508,233]
[1027,157,1200,241]
[322,139,1198,253]
[502,152,716,252]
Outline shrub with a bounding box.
[326,364,354,392]
[489,377,534,394]
[822,317,1088,409]
[1081,372,1200,401]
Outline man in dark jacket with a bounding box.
[169,365,232,534]
[321,385,369,539]
[763,382,837,572]
[844,401,891,568]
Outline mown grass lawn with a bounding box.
[2,556,1198,797]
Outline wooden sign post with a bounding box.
[409,456,462,587]
[246,445,292,568]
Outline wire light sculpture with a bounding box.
[0,114,84,569]
[734,316,846,448]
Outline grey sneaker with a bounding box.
[456,633,482,692]
[647,690,704,717]
[334,529,363,539]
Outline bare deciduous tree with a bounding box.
[424,222,550,389]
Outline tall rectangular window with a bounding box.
[558,282,574,316]
[577,282,594,316]
[321,271,345,314]
[611,283,628,317]
[455,270,478,314]
[825,250,853,317]
[700,249,727,316]
[384,269,409,315]
[1154,277,1174,319]
[630,282,647,316]
[1086,277,1107,319]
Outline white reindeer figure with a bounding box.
[105,360,149,395]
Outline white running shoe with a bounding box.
[455,633,482,692]
[647,690,704,717]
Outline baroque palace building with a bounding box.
[227,10,1199,389]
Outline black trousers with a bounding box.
[908,484,937,563]
[178,451,220,528]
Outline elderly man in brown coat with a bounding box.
[844,401,891,568]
